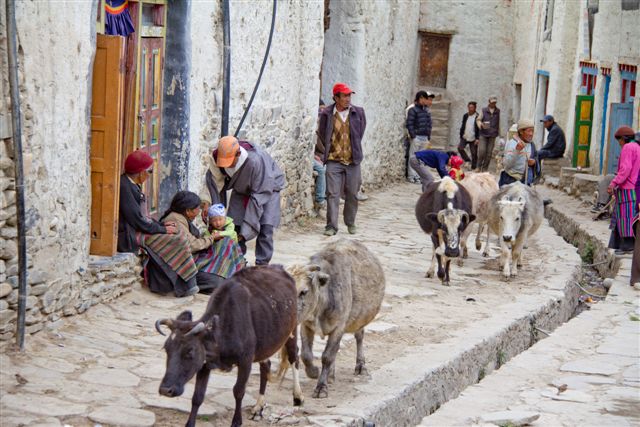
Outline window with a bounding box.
[580,62,598,95]
[620,64,637,103]
[621,0,640,11]
[543,0,555,41]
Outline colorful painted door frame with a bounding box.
[598,73,611,174]
[572,95,594,168]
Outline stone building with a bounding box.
[1,0,638,341]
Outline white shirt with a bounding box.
[463,113,477,141]
[334,106,350,122]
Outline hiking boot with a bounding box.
[324,227,337,236]
[347,224,357,235]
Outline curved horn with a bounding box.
[461,212,469,223]
[155,318,174,336]
[185,322,206,337]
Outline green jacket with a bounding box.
[205,216,238,242]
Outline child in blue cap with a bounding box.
[206,203,238,242]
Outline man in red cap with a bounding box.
[317,82,367,236]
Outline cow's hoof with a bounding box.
[475,242,482,251]
[457,258,464,267]
[250,406,264,420]
[293,396,304,406]
[312,384,328,399]
[354,363,368,376]
[425,271,434,278]
[463,249,469,259]
[482,251,489,258]
[437,270,445,279]
[305,365,319,379]
[442,280,450,286]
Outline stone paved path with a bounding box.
[0,182,583,426]
[420,187,640,427]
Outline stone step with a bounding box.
[570,173,601,200]
[559,166,593,189]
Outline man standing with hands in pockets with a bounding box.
[476,96,500,172]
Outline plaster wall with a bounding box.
[189,0,324,222]
[419,0,515,143]
[321,0,421,185]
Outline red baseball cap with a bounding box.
[333,83,355,96]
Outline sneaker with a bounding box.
[347,224,357,234]
[356,192,369,201]
[324,227,337,236]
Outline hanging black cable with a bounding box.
[5,0,28,351]
[221,0,231,137]
[234,0,277,137]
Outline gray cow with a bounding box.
[486,182,544,278]
[287,239,385,398]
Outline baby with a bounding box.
[206,203,238,242]
[448,155,466,182]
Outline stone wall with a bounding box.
[188,1,325,223]
[321,0,421,185]
[419,0,515,143]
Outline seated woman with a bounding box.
[118,150,198,297]
[162,192,245,293]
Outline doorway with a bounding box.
[572,95,594,168]
[418,32,451,88]
[605,103,633,174]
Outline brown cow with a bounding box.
[155,265,303,427]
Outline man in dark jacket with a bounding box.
[405,91,435,182]
[203,136,285,265]
[538,115,566,159]
[458,101,480,170]
[318,82,367,236]
[476,96,501,172]
[409,149,457,192]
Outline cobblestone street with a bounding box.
[0,182,609,427]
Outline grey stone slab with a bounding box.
[80,368,140,387]
[307,415,358,427]
[28,417,63,427]
[480,410,540,426]
[540,389,596,403]
[365,321,398,334]
[560,359,620,376]
[597,337,639,358]
[552,375,616,391]
[89,406,155,427]
[1,393,87,416]
[623,364,640,383]
[139,394,219,416]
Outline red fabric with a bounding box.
[450,155,464,168]
[333,83,354,95]
[124,150,153,174]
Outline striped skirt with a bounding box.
[610,189,638,238]
[136,232,198,282]
[195,237,245,279]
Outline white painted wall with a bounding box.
[420,0,515,144]
[189,1,324,222]
[322,0,421,185]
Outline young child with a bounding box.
[206,203,238,242]
[448,155,466,181]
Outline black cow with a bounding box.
[415,176,475,285]
[155,265,303,427]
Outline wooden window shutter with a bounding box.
[90,34,126,256]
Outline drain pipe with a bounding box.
[5,0,28,351]
[221,0,231,137]
[234,0,277,137]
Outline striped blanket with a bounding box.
[195,237,244,278]
[136,232,198,281]
[610,189,638,238]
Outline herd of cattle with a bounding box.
[154,174,545,426]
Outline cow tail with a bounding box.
[273,345,290,386]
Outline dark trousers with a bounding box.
[326,161,360,231]
[537,149,562,160]
[458,138,478,169]
[478,136,496,171]
[236,224,275,265]
[632,220,639,285]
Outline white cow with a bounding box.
[460,172,499,261]
[486,183,544,278]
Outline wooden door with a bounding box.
[605,103,634,174]
[418,33,450,88]
[90,34,126,256]
[136,37,163,216]
[572,95,594,168]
